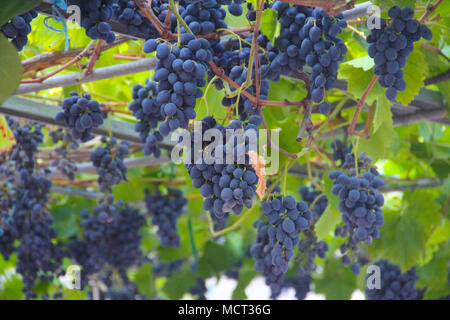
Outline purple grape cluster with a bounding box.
[251,196,312,296]
[0,9,38,51]
[366,260,421,300]
[90,137,129,192]
[185,116,259,221]
[271,273,311,300]
[180,0,227,36]
[113,0,159,38]
[69,0,116,44]
[143,35,209,137]
[49,129,79,180]
[144,188,187,247]
[68,198,145,283]
[55,92,105,143]
[7,117,44,172]
[271,2,347,114]
[0,120,61,299]
[367,6,432,101]
[128,80,164,157]
[329,153,385,274]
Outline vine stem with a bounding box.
[347,75,378,136]
[20,41,97,84]
[83,39,104,77]
[419,0,443,23]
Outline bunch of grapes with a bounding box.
[271,2,347,114]
[271,273,311,300]
[250,220,285,295]
[90,137,129,192]
[49,129,79,180]
[7,117,44,172]
[143,35,209,137]
[144,188,187,247]
[69,0,116,44]
[367,6,432,101]
[329,152,385,274]
[185,116,259,221]
[366,260,421,300]
[0,9,38,51]
[55,92,105,142]
[180,0,227,36]
[114,0,160,38]
[0,120,62,299]
[261,196,312,281]
[69,198,145,282]
[128,80,164,157]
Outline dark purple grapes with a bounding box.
[367,6,432,100]
[0,9,37,51]
[366,260,421,300]
[55,92,104,142]
[69,0,116,44]
[90,137,129,192]
[144,188,187,247]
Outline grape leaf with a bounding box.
[417,244,450,299]
[359,109,396,162]
[0,34,23,106]
[197,241,232,278]
[339,61,385,105]
[315,171,341,240]
[133,263,153,298]
[0,0,41,26]
[314,258,357,300]
[162,270,196,299]
[372,95,391,134]
[344,56,375,71]
[368,190,442,271]
[260,9,281,46]
[0,115,14,151]
[231,259,258,300]
[396,44,428,105]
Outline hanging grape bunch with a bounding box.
[329,152,385,274]
[367,6,432,100]
[0,9,38,51]
[55,92,105,142]
[69,0,117,44]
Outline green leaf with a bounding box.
[339,60,385,106]
[112,178,145,202]
[0,115,14,150]
[368,190,442,271]
[372,95,391,134]
[396,44,428,105]
[231,259,258,300]
[0,0,42,26]
[314,258,357,300]
[133,263,153,298]
[359,109,396,162]
[260,9,281,45]
[197,241,231,278]
[417,244,450,299]
[343,56,374,72]
[0,34,23,106]
[162,271,196,299]
[315,171,340,240]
